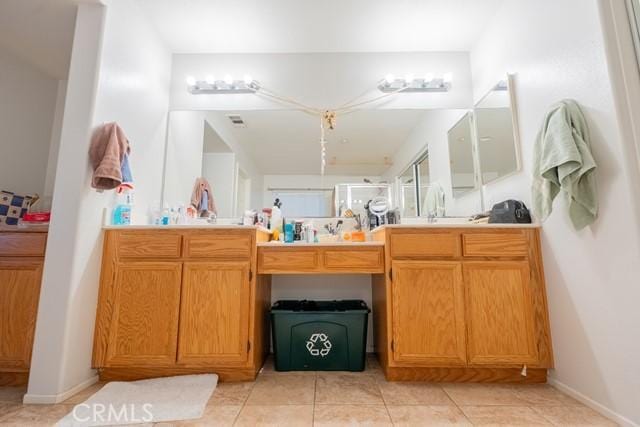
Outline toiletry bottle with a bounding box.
[112,191,132,225]
[161,206,170,225]
[284,222,294,243]
[270,203,282,233]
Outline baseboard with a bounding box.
[548,378,639,427]
[23,375,99,405]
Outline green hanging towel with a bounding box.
[532,100,597,230]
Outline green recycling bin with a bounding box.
[270,300,370,372]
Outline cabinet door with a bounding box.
[0,259,43,370]
[177,261,251,365]
[464,261,538,366]
[105,262,182,367]
[391,261,467,366]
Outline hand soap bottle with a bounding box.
[112,191,133,225]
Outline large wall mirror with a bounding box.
[474,75,521,185]
[161,77,519,223]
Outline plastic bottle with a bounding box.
[112,191,132,225]
[271,204,282,233]
[161,206,170,225]
[284,222,294,243]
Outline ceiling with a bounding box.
[206,109,429,175]
[0,0,504,80]
[0,0,93,79]
[136,0,504,54]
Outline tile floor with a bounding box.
[0,356,618,426]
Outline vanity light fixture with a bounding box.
[377,72,453,93]
[186,74,260,94]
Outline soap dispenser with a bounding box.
[112,190,133,225]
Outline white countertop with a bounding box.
[372,222,541,232]
[257,241,384,247]
[103,224,272,233]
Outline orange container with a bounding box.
[350,231,366,242]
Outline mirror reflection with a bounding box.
[474,79,520,184]
[447,112,476,197]
[161,78,519,226]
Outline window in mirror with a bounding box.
[474,77,520,185]
[398,166,417,217]
[272,190,331,217]
[416,153,430,214]
[447,112,476,197]
[335,183,393,218]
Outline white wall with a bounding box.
[163,111,205,208]
[383,110,483,216]
[470,1,640,425]
[204,112,264,209]
[0,47,59,196]
[202,152,236,217]
[28,0,172,402]
[43,81,68,197]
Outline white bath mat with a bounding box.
[56,374,218,426]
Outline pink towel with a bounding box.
[89,123,130,190]
[190,177,217,215]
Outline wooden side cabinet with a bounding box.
[0,259,43,371]
[93,229,270,382]
[391,260,466,366]
[0,230,47,386]
[373,227,553,383]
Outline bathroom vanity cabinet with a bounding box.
[372,226,553,382]
[92,228,272,381]
[92,225,552,383]
[0,229,47,385]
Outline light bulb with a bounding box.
[404,73,414,83]
[185,75,196,86]
[424,73,435,82]
[243,74,253,85]
[443,72,453,84]
[384,74,395,84]
[224,75,234,85]
[205,75,215,85]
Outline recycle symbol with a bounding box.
[306,333,332,357]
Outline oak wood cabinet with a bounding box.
[177,261,251,365]
[93,229,270,382]
[104,262,182,367]
[0,230,47,386]
[94,226,552,384]
[391,260,466,366]
[373,227,553,383]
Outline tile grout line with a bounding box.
[441,384,476,425]
[231,378,257,426]
[377,379,395,425]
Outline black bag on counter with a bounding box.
[488,200,532,224]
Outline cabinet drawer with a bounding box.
[184,233,252,259]
[463,232,529,257]
[0,233,47,257]
[117,232,182,258]
[390,232,460,258]
[324,248,384,272]
[258,249,319,272]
